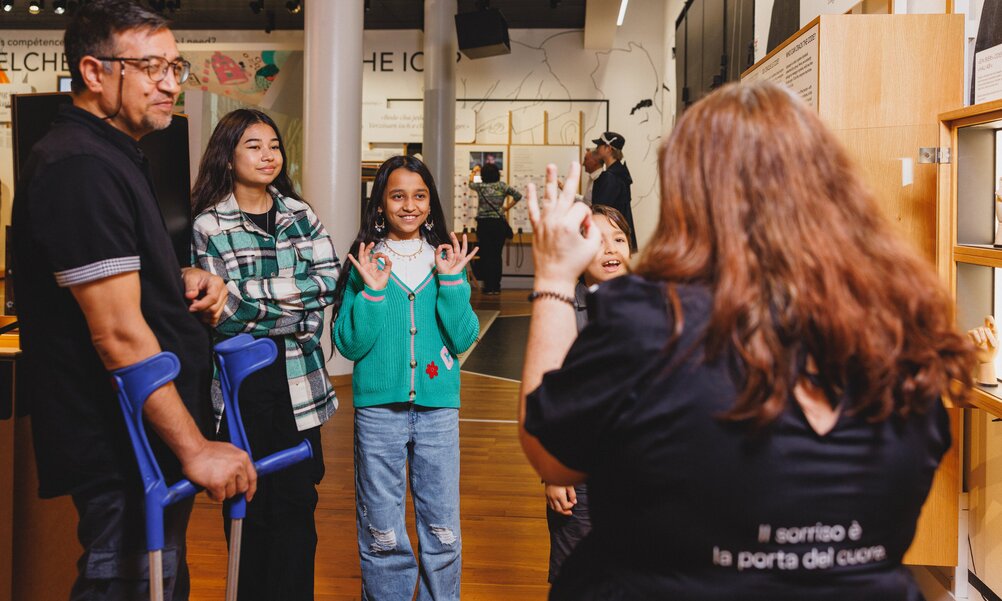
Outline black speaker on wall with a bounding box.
[455,8,511,59]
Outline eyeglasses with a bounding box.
[96,56,191,84]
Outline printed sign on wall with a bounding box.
[743,23,819,110]
[0,83,35,122]
[975,42,1002,105]
[364,105,476,144]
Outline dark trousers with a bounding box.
[70,483,193,601]
[219,337,326,601]
[475,217,507,292]
[545,483,591,583]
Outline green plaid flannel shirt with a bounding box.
[192,187,340,431]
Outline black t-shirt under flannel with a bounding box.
[525,276,950,601]
[11,104,213,498]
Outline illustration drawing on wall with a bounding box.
[185,49,290,105]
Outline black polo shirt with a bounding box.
[11,104,213,498]
[525,276,949,600]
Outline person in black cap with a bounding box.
[591,131,637,249]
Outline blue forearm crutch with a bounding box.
[112,336,312,601]
[213,334,313,601]
[111,352,198,601]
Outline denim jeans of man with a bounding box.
[354,404,461,601]
[70,482,193,601]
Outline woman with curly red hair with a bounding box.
[519,81,975,600]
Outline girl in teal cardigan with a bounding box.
[332,155,478,601]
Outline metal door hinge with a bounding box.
[918,147,951,164]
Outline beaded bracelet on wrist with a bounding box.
[527,289,578,309]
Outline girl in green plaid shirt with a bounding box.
[190,109,339,601]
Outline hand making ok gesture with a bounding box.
[346,241,392,291]
[435,232,479,276]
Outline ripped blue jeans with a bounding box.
[354,404,461,601]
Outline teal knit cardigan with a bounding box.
[332,267,479,408]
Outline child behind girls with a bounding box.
[331,155,480,601]
[544,204,634,583]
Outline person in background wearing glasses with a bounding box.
[11,2,255,599]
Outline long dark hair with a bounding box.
[637,81,975,425]
[331,155,451,319]
[190,109,301,217]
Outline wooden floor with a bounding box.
[186,289,550,600]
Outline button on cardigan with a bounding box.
[333,267,479,408]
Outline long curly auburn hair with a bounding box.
[636,81,976,425]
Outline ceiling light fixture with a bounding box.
[53,0,66,13]
[616,0,628,26]
[2,0,13,12]
[28,0,42,13]
[285,0,301,15]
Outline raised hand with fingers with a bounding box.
[527,162,601,293]
[435,232,479,276]
[968,315,999,386]
[347,241,392,291]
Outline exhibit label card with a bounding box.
[0,84,34,123]
[364,105,476,144]
[974,43,1002,105]
[743,23,819,111]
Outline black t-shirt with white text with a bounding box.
[525,276,948,601]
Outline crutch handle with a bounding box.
[164,440,312,508]
[256,440,313,476]
[165,479,199,505]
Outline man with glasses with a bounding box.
[11,1,256,599]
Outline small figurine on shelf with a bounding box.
[994,177,1002,247]
[967,315,998,386]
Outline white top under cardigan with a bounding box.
[376,238,436,291]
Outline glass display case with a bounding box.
[937,99,1002,598]
[938,99,1002,418]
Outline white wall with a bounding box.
[362,0,670,248]
[1,1,673,258]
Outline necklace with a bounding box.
[244,206,272,235]
[381,239,424,261]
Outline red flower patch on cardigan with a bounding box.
[426,361,439,379]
